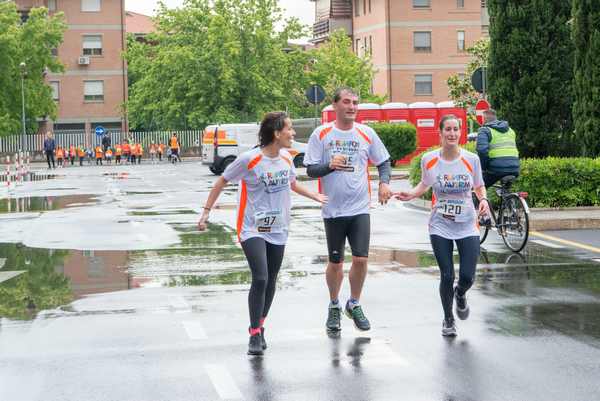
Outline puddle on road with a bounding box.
[125,191,163,195]
[0,223,247,320]
[127,209,196,216]
[0,194,98,214]
[0,172,64,183]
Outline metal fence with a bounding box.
[0,130,203,154]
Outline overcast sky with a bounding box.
[125,0,315,29]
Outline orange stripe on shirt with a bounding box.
[426,157,439,170]
[281,156,292,166]
[319,126,333,140]
[366,168,372,199]
[356,127,372,144]
[460,157,473,173]
[247,154,263,170]
[236,181,248,242]
[318,178,322,194]
[431,193,437,208]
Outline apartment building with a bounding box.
[15,0,128,134]
[311,0,489,103]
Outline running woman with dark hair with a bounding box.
[395,115,489,336]
[198,112,328,356]
[304,86,392,333]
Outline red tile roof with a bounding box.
[126,11,155,35]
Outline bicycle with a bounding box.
[478,175,530,253]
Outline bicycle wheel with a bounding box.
[499,194,530,252]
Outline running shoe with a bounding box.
[345,301,371,331]
[260,327,267,350]
[442,318,457,337]
[326,305,342,332]
[454,287,470,320]
[247,334,263,356]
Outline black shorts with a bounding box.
[323,214,370,263]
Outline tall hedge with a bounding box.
[572,0,600,157]
[368,122,417,164]
[487,0,574,157]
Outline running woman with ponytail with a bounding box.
[395,115,489,337]
[198,112,327,355]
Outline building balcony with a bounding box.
[311,17,352,43]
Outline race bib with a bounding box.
[329,139,360,172]
[436,199,469,222]
[254,210,283,233]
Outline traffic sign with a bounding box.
[305,85,326,105]
[471,67,487,94]
[475,99,490,125]
[95,126,105,136]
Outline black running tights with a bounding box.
[241,237,285,329]
[430,235,480,320]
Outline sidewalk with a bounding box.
[408,199,600,230]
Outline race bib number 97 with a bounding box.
[254,210,283,233]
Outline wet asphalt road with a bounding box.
[1,161,600,401]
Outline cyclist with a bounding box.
[395,115,489,337]
[304,86,392,333]
[198,112,327,356]
[476,109,520,188]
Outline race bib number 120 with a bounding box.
[436,199,468,222]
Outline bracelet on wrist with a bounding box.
[203,206,211,211]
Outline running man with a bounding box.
[56,146,65,168]
[95,145,103,165]
[77,145,85,166]
[304,86,392,333]
[198,112,327,356]
[395,115,489,337]
[169,133,180,163]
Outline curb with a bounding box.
[407,199,600,231]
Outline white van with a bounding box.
[202,123,307,175]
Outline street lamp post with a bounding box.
[19,62,27,152]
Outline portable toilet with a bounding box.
[437,101,468,144]
[409,102,439,150]
[381,102,410,123]
[321,104,336,124]
[356,103,382,124]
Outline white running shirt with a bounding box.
[223,147,296,245]
[304,123,390,218]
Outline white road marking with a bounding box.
[593,259,600,263]
[532,239,565,249]
[182,320,208,340]
[205,364,243,400]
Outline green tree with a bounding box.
[446,38,489,109]
[572,0,600,157]
[0,3,66,136]
[308,29,379,104]
[125,0,308,130]
[487,0,574,157]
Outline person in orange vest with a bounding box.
[95,145,103,165]
[158,142,165,162]
[56,145,65,168]
[135,143,143,164]
[115,144,122,164]
[169,133,180,163]
[105,148,113,164]
[69,144,76,166]
[77,144,86,166]
[149,141,157,163]
[122,140,131,164]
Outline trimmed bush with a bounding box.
[409,147,600,207]
[368,122,417,164]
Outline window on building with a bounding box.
[83,35,102,56]
[413,0,431,8]
[50,81,59,101]
[415,74,433,95]
[457,0,465,8]
[81,0,101,12]
[414,31,431,52]
[369,0,372,13]
[363,0,367,15]
[48,0,57,11]
[355,38,360,53]
[355,0,360,17]
[51,47,58,57]
[457,30,465,51]
[84,80,104,102]
[369,35,373,56]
